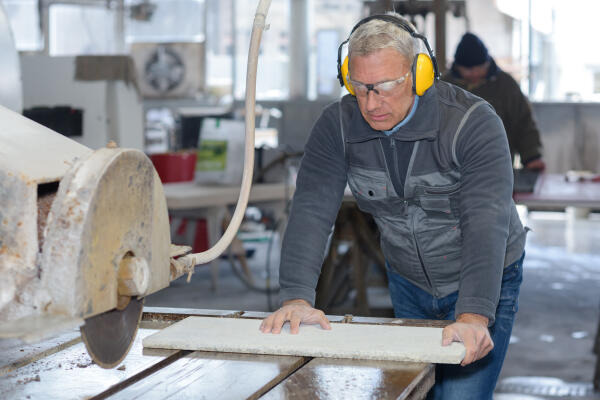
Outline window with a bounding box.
[125,0,205,43]
[307,0,363,99]
[496,0,600,101]
[233,0,290,100]
[49,4,120,56]
[205,0,234,103]
[1,0,42,51]
[593,71,600,95]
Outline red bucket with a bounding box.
[150,151,197,183]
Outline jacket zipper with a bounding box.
[390,137,398,178]
[379,139,409,215]
[390,139,411,216]
[384,137,431,287]
[390,138,406,215]
[412,210,437,296]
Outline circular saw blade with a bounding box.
[80,297,144,369]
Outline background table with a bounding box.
[163,182,294,289]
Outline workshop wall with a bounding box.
[532,102,600,173]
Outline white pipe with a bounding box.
[180,0,272,267]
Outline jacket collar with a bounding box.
[346,83,440,143]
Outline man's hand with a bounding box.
[442,313,493,366]
[525,158,545,171]
[260,299,331,334]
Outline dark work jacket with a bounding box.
[279,81,526,325]
[442,59,543,164]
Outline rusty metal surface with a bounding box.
[0,168,40,320]
[2,142,170,355]
[141,307,347,325]
[0,110,87,315]
[350,316,453,328]
[80,298,144,369]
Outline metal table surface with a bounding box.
[513,173,600,209]
[0,308,442,400]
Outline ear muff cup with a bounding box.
[340,56,355,96]
[412,53,435,96]
[342,52,434,97]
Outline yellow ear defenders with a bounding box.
[337,14,439,97]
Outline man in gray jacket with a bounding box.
[260,13,526,400]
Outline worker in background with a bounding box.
[260,13,526,400]
[443,32,546,171]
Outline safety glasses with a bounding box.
[348,71,410,97]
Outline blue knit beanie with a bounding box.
[454,33,489,67]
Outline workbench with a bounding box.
[163,182,294,211]
[0,307,446,399]
[163,182,294,289]
[513,173,600,211]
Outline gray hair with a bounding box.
[348,12,420,68]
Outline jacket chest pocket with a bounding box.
[347,167,394,216]
[415,191,462,264]
[417,182,461,219]
[419,195,460,223]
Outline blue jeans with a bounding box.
[387,253,524,400]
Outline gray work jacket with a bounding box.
[279,81,526,324]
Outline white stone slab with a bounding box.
[142,317,465,364]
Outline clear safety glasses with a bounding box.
[348,71,410,97]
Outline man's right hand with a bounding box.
[259,299,331,334]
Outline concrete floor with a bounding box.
[147,208,600,399]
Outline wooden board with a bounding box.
[262,358,434,400]
[143,317,465,364]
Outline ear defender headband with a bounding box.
[336,14,439,97]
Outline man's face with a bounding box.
[456,61,490,86]
[349,48,415,131]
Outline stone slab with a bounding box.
[143,316,465,364]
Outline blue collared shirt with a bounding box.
[383,95,420,136]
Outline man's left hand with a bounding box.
[442,313,493,366]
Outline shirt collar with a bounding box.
[383,95,420,136]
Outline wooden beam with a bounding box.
[433,0,447,75]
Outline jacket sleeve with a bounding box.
[454,103,513,326]
[278,103,348,306]
[507,79,543,164]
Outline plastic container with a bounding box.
[195,118,245,185]
[150,151,197,183]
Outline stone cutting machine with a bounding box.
[0,0,272,369]
[0,108,175,367]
